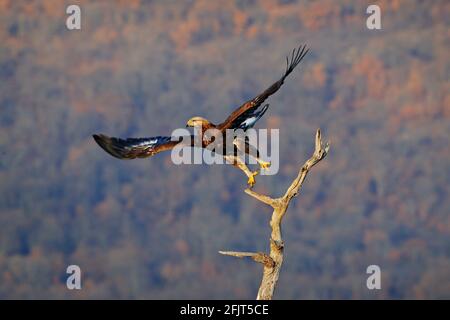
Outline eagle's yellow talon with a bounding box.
[247,171,259,187]
[259,161,271,170]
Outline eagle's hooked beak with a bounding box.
[186,119,195,127]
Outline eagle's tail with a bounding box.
[92,134,172,159]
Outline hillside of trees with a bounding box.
[0,0,449,299]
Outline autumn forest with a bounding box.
[0,0,449,299]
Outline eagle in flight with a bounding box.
[93,44,309,187]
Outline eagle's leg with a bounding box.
[233,137,271,171]
[224,154,259,188]
[256,158,271,170]
[247,170,259,188]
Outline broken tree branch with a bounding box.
[244,188,278,207]
[219,129,330,300]
[218,251,275,268]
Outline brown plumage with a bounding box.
[92,134,189,160]
[217,44,309,131]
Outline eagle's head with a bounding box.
[186,116,211,128]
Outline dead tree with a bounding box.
[219,129,330,300]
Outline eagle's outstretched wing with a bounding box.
[218,44,309,131]
[93,134,186,159]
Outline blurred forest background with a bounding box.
[0,0,449,299]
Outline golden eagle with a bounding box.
[93,45,309,186]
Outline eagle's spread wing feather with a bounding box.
[218,44,309,131]
[93,134,183,159]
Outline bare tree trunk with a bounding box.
[219,129,330,300]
